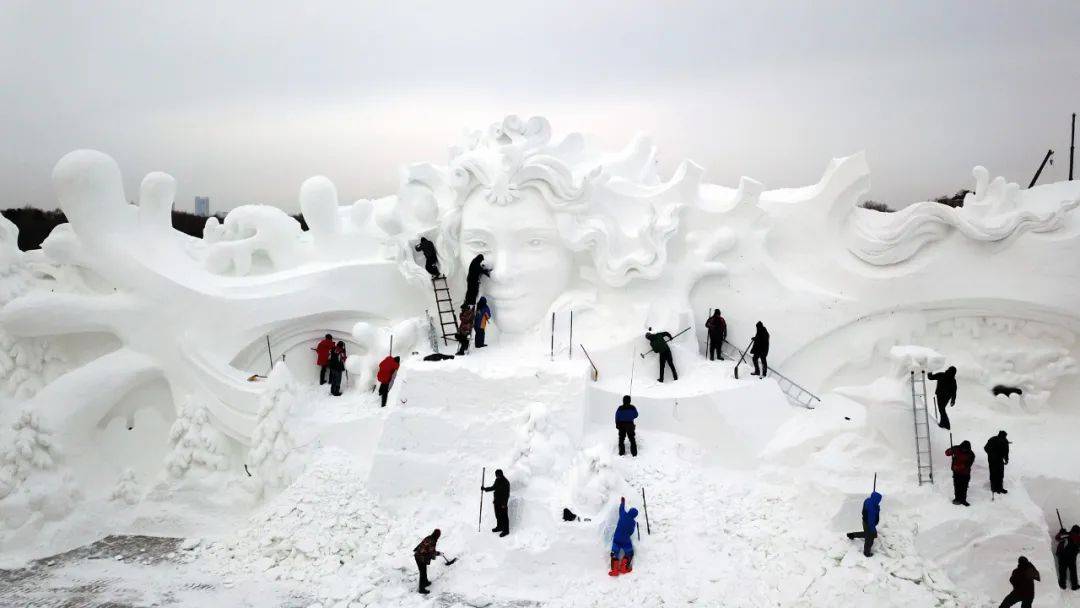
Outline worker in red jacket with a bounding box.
[377,355,400,407]
[945,440,976,506]
[313,334,335,385]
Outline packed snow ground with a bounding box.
[4,345,1079,607]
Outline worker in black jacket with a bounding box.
[483,469,511,537]
[984,430,1010,494]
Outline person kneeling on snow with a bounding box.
[609,497,639,576]
[413,528,443,595]
[376,355,400,407]
[846,491,882,557]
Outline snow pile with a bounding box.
[165,397,231,479]
[109,468,141,504]
[249,364,305,493]
[197,448,406,605]
[0,409,79,532]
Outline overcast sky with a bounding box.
[3,1,1079,213]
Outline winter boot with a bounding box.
[608,556,621,577]
[619,555,633,574]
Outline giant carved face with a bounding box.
[458,187,574,333]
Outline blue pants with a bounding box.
[611,537,634,558]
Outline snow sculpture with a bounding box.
[204,206,305,274]
[849,166,1080,265]
[165,397,232,479]
[248,365,303,494]
[109,468,140,504]
[401,115,707,333]
[0,410,80,533]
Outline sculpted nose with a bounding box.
[491,249,513,281]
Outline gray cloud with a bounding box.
[2,0,1079,213]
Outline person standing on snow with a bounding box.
[376,355,400,407]
[474,297,492,348]
[846,491,882,557]
[414,236,440,278]
[984,430,1010,494]
[615,395,639,457]
[313,334,335,385]
[608,496,639,576]
[998,556,1040,608]
[327,341,347,397]
[750,321,770,378]
[463,254,491,307]
[1055,524,1080,590]
[413,529,443,595]
[645,328,678,383]
[482,469,511,537]
[928,365,957,430]
[456,304,475,356]
[705,309,727,361]
[945,440,976,506]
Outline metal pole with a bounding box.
[266,336,273,371]
[642,487,651,534]
[389,335,394,356]
[550,313,555,361]
[1058,508,1065,530]
[478,467,486,532]
[1029,149,1055,188]
[629,348,636,395]
[872,473,877,493]
[1071,113,1076,181]
[568,310,573,360]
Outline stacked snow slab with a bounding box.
[366,357,589,500]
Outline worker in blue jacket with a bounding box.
[615,395,639,457]
[608,497,639,576]
[846,491,882,557]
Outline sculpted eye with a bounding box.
[466,240,489,251]
[527,238,546,248]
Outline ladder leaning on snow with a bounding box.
[720,339,821,409]
[909,370,935,485]
[430,276,459,346]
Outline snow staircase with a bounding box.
[430,276,459,346]
[720,339,820,409]
[909,370,935,485]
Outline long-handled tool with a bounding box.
[733,339,754,379]
[478,467,486,532]
[1058,508,1065,531]
[872,473,877,493]
[640,326,693,358]
[440,554,459,566]
[642,487,651,535]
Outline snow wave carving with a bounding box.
[849,166,1080,265]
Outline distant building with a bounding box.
[194,196,210,216]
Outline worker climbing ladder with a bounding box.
[910,370,935,485]
[431,276,459,346]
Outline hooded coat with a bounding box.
[862,492,882,534]
[613,501,638,543]
[1008,556,1040,598]
[945,441,976,475]
[928,366,957,400]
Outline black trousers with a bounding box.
[753,354,768,377]
[456,333,469,355]
[618,426,637,456]
[493,502,509,533]
[848,529,877,556]
[937,397,951,429]
[319,365,329,385]
[952,473,970,503]
[424,260,440,277]
[1059,554,1079,589]
[464,282,479,307]
[658,350,678,382]
[989,460,1005,492]
[415,555,430,590]
[379,382,390,407]
[708,337,723,360]
[475,327,486,347]
[998,591,1032,608]
[329,369,342,396]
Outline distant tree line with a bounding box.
[859,188,972,214]
[1,207,308,251]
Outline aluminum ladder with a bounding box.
[431,276,459,346]
[720,339,821,409]
[910,370,935,485]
